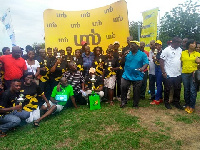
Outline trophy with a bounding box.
[154,49,158,56]
[56,53,61,67]
[90,74,96,91]
[118,49,122,60]
[17,94,25,111]
[66,56,71,62]
[108,62,112,67]
[44,60,47,66]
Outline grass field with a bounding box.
[1,86,200,150]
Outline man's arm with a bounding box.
[50,97,57,104]
[0,105,22,114]
[70,96,78,108]
[159,59,167,78]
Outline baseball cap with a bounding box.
[130,41,140,46]
[155,40,162,45]
[113,41,120,45]
[81,41,87,46]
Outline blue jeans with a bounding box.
[182,73,198,108]
[10,110,30,120]
[155,66,163,100]
[0,114,21,132]
[149,74,156,100]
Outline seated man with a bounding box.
[0,79,23,137]
[34,77,78,126]
[83,68,104,100]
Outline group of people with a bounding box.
[0,36,200,137]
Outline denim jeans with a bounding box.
[121,78,142,107]
[0,114,21,132]
[149,74,156,100]
[155,66,163,100]
[10,110,30,120]
[182,73,198,108]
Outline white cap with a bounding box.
[113,41,120,45]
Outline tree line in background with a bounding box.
[129,0,200,48]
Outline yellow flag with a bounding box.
[43,0,129,53]
[140,8,159,51]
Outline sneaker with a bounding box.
[174,103,184,110]
[150,100,160,105]
[0,130,7,137]
[165,103,172,109]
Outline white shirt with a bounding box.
[25,60,40,75]
[149,50,155,75]
[160,46,182,77]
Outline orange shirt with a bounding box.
[0,55,27,80]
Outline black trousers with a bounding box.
[163,75,182,104]
[121,78,142,107]
[140,71,148,98]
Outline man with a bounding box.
[66,47,73,62]
[2,47,10,55]
[160,37,183,109]
[0,46,27,89]
[182,38,188,51]
[139,41,149,99]
[37,49,51,99]
[83,68,104,100]
[63,61,86,105]
[122,36,133,55]
[148,40,156,100]
[0,80,24,137]
[35,77,78,126]
[82,46,95,77]
[120,41,149,108]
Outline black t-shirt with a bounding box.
[155,50,162,66]
[104,57,120,78]
[92,55,106,76]
[0,90,20,115]
[73,57,83,72]
[37,56,51,82]
[85,76,103,90]
[20,82,43,112]
[50,59,68,81]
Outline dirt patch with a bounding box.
[55,138,73,149]
[126,106,200,149]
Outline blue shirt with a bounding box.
[82,52,94,76]
[122,50,149,81]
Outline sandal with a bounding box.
[110,101,114,106]
[150,100,160,105]
[0,130,7,137]
[33,121,40,127]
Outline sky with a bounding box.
[0,0,190,50]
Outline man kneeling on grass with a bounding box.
[33,77,78,127]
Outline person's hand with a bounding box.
[0,84,4,90]
[110,67,114,71]
[162,72,167,78]
[14,105,22,110]
[47,102,51,110]
[137,68,144,72]
[124,50,130,57]
[57,59,61,64]
[41,67,47,71]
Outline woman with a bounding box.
[181,39,200,113]
[92,46,105,77]
[73,49,83,71]
[25,50,40,80]
[21,72,53,126]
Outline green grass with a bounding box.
[1,83,200,149]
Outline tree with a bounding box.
[159,0,200,48]
[129,21,142,41]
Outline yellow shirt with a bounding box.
[181,50,200,73]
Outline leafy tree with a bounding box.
[129,21,142,41]
[159,0,200,48]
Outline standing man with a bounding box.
[120,41,149,108]
[148,40,156,101]
[160,37,183,109]
[140,41,149,99]
[122,36,133,55]
[0,46,27,89]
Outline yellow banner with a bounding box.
[43,0,129,53]
[140,8,158,51]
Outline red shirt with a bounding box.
[143,50,149,72]
[0,55,27,80]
